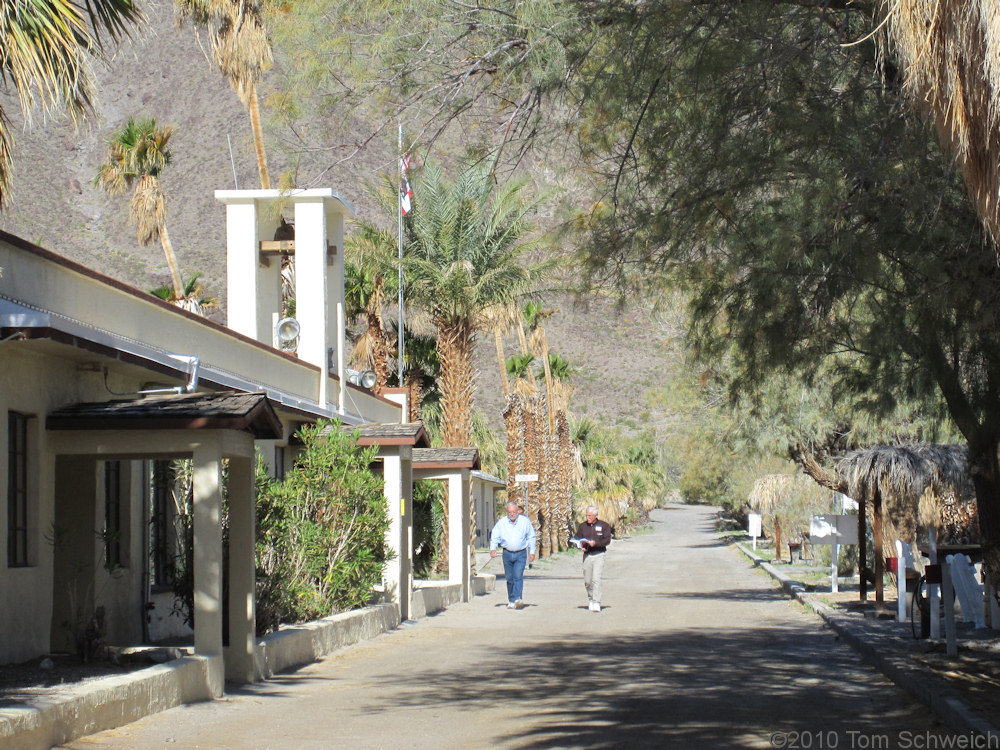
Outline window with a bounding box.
[104,461,123,570]
[7,412,28,567]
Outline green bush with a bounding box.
[255,420,392,633]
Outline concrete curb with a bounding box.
[736,543,1000,740]
[0,655,219,750]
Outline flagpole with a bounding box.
[398,122,406,411]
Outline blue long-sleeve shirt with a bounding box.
[490,513,537,554]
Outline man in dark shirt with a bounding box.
[574,505,612,612]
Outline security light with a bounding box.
[346,368,378,389]
[274,317,300,350]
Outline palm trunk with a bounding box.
[434,320,475,574]
[522,395,541,541]
[368,312,392,392]
[495,328,510,396]
[158,224,185,302]
[538,435,551,558]
[437,319,475,448]
[249,86,270,190]
[516,324,536,385]
[405,367,424,422]
[504,394,523,509]
[556,410,573,549]
[537,328,555,435]
[545,432,560,555]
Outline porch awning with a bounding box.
[413,447,480,470]
[337,422,430,448]
[46,390,282,439]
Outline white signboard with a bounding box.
[514,473,539,482]
[747,513,762,538]
[809,514,859,545]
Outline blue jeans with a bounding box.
[502,548,528,603]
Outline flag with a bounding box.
[400,153,413,215]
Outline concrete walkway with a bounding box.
[62,504,958,749]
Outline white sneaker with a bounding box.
[515,599,524,610]
[590,602,601,612]
[507,602,517,609]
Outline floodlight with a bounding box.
[274,317,300,349]
[346,368,378,390]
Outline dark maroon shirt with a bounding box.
[575,517,612,555]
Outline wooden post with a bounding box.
[774,516,782,564]
[859,498,868,601]
[874,486,885,610]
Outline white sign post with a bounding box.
[748,513,762,550]
[809,514,859,593]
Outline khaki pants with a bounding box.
[583,552,606,604]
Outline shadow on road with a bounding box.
[247,624,924,749]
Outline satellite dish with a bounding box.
[274,317,300,348]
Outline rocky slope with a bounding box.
[0,2,675,434]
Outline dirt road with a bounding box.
[64,504,955,749]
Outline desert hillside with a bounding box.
[0,2,676,435]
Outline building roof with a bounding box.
[46,391,283,439]
[413,447,480,470]
[338,422,430,448]
[472,469,506,487]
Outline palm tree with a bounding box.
[482,302,520,398]
[0,0,144,207]
[402,159,543,572]
[545,353,574,381]
[401,331,439,423]
[151,274,218,316]
[345,222,398,391]
[404,160,544,448]
[506,353,536,380]
[175,0,272,188]
[523,302,558,435]
[95,117,185,301]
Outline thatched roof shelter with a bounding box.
[836,443,978,546]
[748,474,797,518]
[746,473,831,541]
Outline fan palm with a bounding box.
[506,353,536,380]
[151,274,217,316]
[175,0,272,188]
[0,0,143,207]
[524,302,558,435]
[95,117,185,301]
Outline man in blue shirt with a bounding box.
[490,501,537,609]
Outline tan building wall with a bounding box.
[0,217,403,666]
